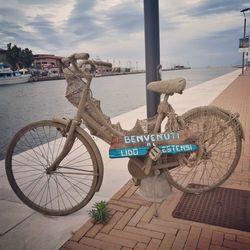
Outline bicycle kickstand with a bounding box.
[153,169,161,218]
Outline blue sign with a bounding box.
[109,144,198,159]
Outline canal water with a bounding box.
[0,67,235,160]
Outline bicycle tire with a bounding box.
[164,106,242,193]
[5,120,99,216]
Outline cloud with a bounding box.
[187,0,250,16]
[188,27,242,62]
[13,0,66,5]
[65,0,105,40]
[104,2,143,33]
[0,7,26,22]
[28,16,63,47]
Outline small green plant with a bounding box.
[88,200,110,224]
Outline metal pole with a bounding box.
[144,0,161,118]
[242,16,246,75]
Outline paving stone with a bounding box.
[120,197,152,207]
[209,245,232,250]
[0,200,34,235]
[150,218,191,231]
[80,237,120,250]
[140,203,160,223]
[86,223,104,238]
[212,231,224,246]
[159,234,175,250]
[197,228,212,250]
[128,206,149,227]
[184,226,201,249]
[114,209,136,230]
[236,235,250,244]
[109,200,140,209]
[101,211,124,234]
[62,240,98,250]
[110,228,151,244]
[108,204,128,212]
[171,230,189,250]
[145,238,161,250]
[123,185,138,198]
[137,221,177,235]
[124,225,164,239]
[224,233,236,241]
[134,242,147,250]
[96,232,137,248]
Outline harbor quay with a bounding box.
[1,68,250,249]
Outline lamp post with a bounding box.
[240,8,250,75]
[144,0,161,118]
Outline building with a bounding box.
[32,54,63,77]
[95,64,113,76]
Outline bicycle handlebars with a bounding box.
[61,53,112,69]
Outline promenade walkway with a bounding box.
[59,69,250,250]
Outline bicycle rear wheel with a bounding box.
[165,106,242,193]
[5,120,98,216]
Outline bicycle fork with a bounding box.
[46,119,79,174]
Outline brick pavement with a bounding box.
[59,69,250,250]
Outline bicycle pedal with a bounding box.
[149,146,162,161]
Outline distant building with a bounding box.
[95,64,112,76]
[33,54,62,72]
[112,67,131,73]
[32,54,63,77]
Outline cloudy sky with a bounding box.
[0,0,249,68]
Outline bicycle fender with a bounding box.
[181,106,245,141]
[212,106,245,141]
[52,117,104,192]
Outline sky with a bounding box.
[0,0,249,68]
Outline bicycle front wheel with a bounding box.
[165,106,242,193]
[5,120,98,216]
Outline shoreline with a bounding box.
[27,67,194,83]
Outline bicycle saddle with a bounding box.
[147,77,186,95]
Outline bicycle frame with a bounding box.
[47,59,178,174]
[47,55,205,175]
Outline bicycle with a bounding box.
[5,53,244,216]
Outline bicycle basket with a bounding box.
[63,66,88,108]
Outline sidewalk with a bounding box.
[0,69,248,250]
[59,68,250,250]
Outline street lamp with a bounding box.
[240,8,250,75]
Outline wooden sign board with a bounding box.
[109,131,198,158]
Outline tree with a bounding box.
[6,43,34,70]
[6,43,21,70]
[20,48,33,68]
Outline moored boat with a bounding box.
[0,63,31,86]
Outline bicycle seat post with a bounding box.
[144,94,169,175]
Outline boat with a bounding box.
[171,65,191,70]
[0,63,31,86]
[162,65,191,71]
